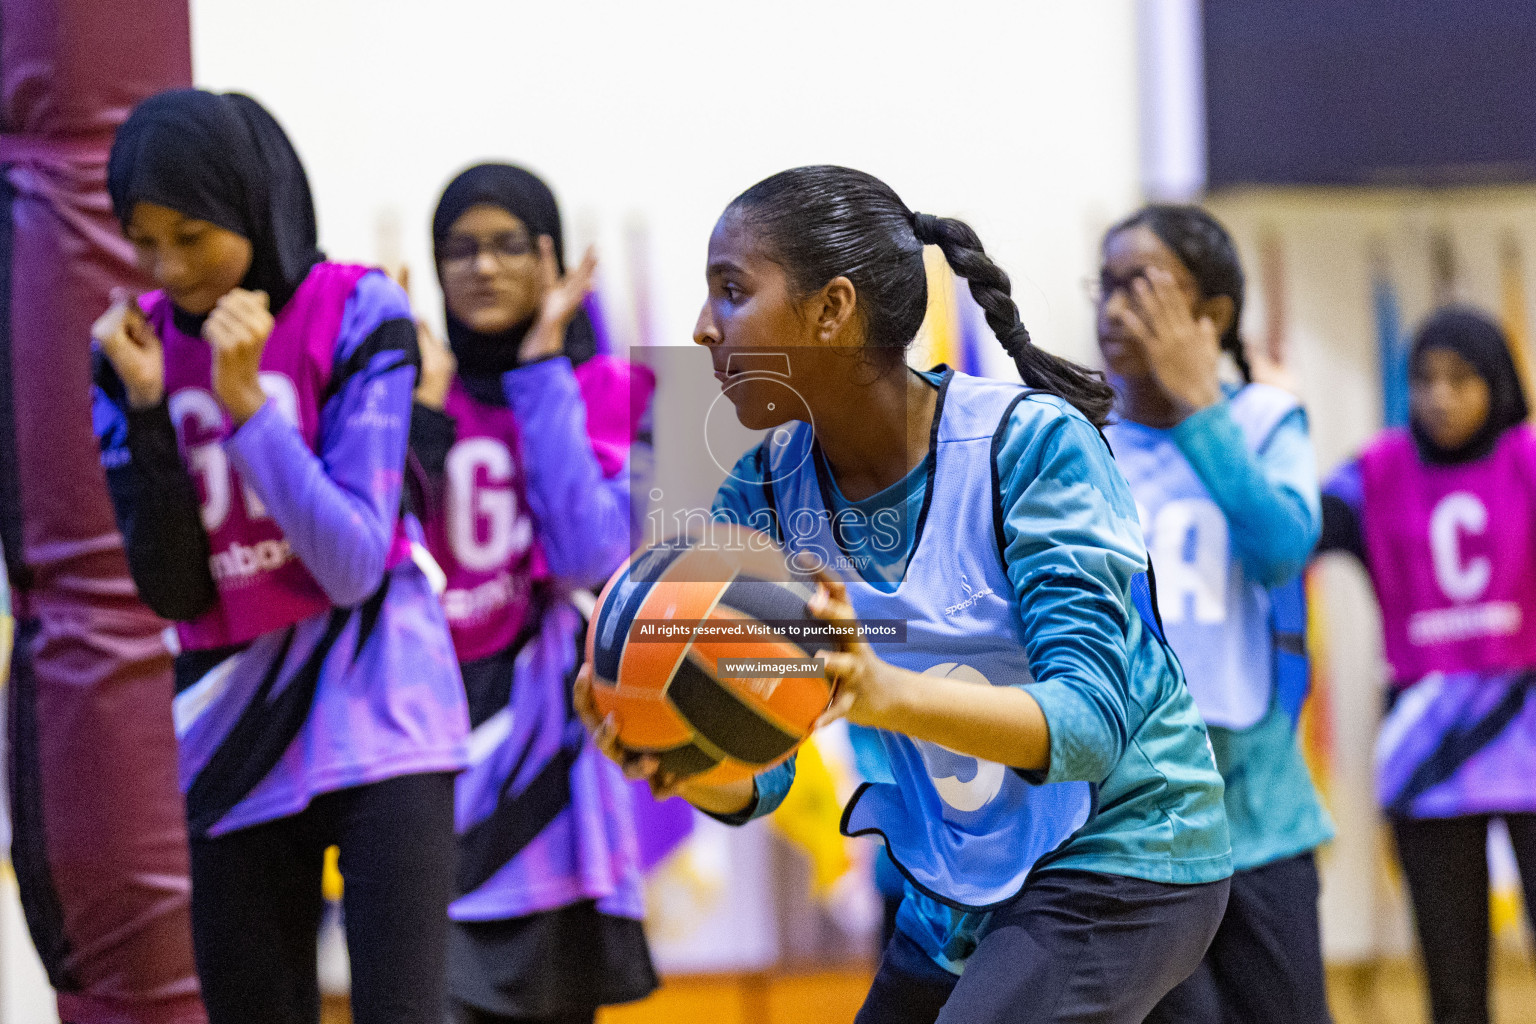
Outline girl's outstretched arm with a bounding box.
[810,577,1052,769]
[1316,458,1367,562]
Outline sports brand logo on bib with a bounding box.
[944,574,996,618]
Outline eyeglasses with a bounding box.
[1081,269,1199,305]
[1082,270,1142,305]
[439,232,534,271]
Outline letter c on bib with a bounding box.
[1429,491,1491,602]
[918,663,1006,813]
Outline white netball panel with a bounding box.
[917,664,1006,814]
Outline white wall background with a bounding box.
[189,0,1142,371]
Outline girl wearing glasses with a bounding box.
[91,90,468,1024]
[1094,206,1334,1024]
[410,164,658,1024]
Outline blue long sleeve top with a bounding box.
[707,371,1230,971]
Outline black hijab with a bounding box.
[431,163,595,379]
[1410,305,1529,465]
[107,90,324,330]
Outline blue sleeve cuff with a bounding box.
[1022,679,1116,785]
[702,755,796,826]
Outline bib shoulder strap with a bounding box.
[1229,383,1302,452]
[936,370,1025,443]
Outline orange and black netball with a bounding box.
[585,525,834,785]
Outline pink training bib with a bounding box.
[1360,426,1536,684]
[428,356,655,663]
[430,379,544,662]
[152,262,373,650]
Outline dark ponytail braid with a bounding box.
[1109,204,1251,384]
[727,165,1114,428]
[911,212,1115,427]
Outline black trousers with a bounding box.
[188,772,456,1024]
[452,1009,594,1024]
[1391,813,1536,1024]
[855,871,1229,1024]
[1143,851,1333,1024]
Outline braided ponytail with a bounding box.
[912,212,1115,428]
[1224,332,1253,384]
[726,165,1112,427]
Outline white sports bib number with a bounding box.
[445,437,533,572]
[918,663,1007,813]
[169,373,300,532]
[1429,491,1491,602]
[1141,497,1229,625]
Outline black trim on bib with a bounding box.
[753,438,786,547]
[806,367,950,586]
[322,317,419,406]
[837,778,1101,914]
[989,392,1030,567]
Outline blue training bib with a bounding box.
[1106,384,1306,730]
[762,370,1094,911]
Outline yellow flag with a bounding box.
[1299,569,1332,806]
[322,845,343,901]
[769,737,852,897]
[912,245,961,371]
